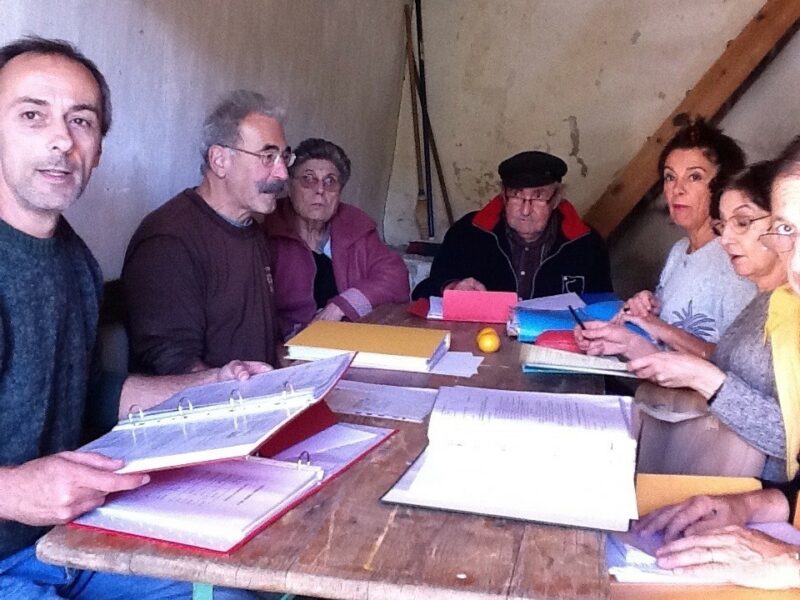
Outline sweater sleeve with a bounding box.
[711,371,786,458]
[122,234,207,375]
[331,230,410,321]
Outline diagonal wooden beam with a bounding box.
[584,0,800,239]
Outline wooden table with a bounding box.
[37,304,609,599]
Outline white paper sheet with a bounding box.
[429,351,483,376]
[325,380,437,422]
[383,386,638,531]
[272,422,394,479]
[515,292,586,311]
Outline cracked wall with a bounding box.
[384,0,768,245]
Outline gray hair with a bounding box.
[289,138,352,187]
[200,89,285,173]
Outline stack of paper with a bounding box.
[520,343,638,378]
[286,321,450,373]
[383,386,638,531]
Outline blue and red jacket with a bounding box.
[412,195,613,299]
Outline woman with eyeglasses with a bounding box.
[619,140,800,590]
[579,161,789,479]
[263,138,409,338]
[613,118,756,359]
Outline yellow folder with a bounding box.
[285,321,450,372]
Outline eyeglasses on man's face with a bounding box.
[759,222,799,253]
[711,214,770,236]
[221,144,296,168]
[505,186,559,207]
[294,173,342,193]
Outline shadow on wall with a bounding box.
[607,191,683,299]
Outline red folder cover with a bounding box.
[407,297,431,319]
[442,289,518,323]
[534,330,582,353]
[71,404,395,555]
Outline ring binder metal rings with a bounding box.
[228,390,244,409]
[127,405,145,425]
[176,397,194,417]
[297,450,311,466]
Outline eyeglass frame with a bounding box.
[293,172,343,193]
[711,213,771,236]
[219,144,296,168]
[503,184,560,207]
[759,225,799,253]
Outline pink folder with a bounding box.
[442,290,518,323]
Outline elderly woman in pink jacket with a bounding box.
[263,138,410,338]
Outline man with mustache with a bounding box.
[0,37,267,598]
[123,90,290,374]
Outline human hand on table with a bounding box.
[216,360,273,381]
[634,494,752,543]
[573,321,657,360]
[655,525,800,589]
[444,277,487,292]
[314,303,346,322]
[0,452,149,526]
[621,290,661,318]
[627,351,725,398]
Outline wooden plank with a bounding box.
[584,0,800,238]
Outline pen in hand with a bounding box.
[568,305,586,330]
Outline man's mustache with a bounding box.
[258,179,287,195]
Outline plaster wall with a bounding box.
[386,0,800,299]
[1,0,406,279]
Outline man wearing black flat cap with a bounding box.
[412,150,613,300]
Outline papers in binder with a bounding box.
[79,353,353,474]
[520,343,638,378]
[74,421,394,553]
[383,386,638,531]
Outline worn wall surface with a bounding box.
[1,0,406,278]
[385,0,768,245]
[609,30,800,297]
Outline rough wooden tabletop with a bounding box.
[38,303,610,599]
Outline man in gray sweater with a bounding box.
[0,37,266,599]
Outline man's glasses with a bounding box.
[505,187,558,207]
[759,223,798,253]
[221,145,296,168]
[294,173,342,193]
[711,214,770,236]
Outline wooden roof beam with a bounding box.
[584,0,800,239]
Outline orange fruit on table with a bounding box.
[476,329,501,353]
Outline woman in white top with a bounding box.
[617,117,756,358]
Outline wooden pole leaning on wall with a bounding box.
[584,0,800,239]
[406,3,455,229]
[405,4,429,239]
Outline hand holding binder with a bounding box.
[80,353,354,474]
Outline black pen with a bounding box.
[568,305,586,330]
